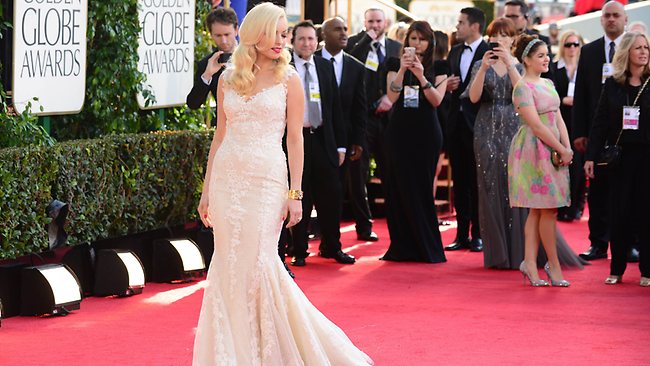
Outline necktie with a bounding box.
[330,57,341,86]
[303,63,322,129]
[608,41,616,63]
[373,42,385,64]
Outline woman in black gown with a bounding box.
[381,21,449,263]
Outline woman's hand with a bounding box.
[562,96,574,106]
[410,56,425,79]
[559,147,574,167]
[399,52,414,71]
[584,161,595,179]
[284,199,303,228]
[198,194,212,228]
[493,44,513,66]
[481,49,498,68]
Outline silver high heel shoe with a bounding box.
[519,261,549,287]
[544,263,570,287]
[640,277,650,287]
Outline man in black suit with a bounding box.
[290,21,355,266]
[186,8,238,127]
[318,17,375,242]
[444,7,487,253]
[572,1,636,261]
[345,8,402,231]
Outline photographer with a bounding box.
[186,7,239,127]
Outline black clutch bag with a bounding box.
[596,145,622,167]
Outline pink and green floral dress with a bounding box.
[508,79,570,209]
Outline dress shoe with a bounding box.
[469,238,483,252]
[627,247,640,263]
[283,262,296,278]
[579,246,608,261]
[319,250,356,264]
[444,238,470,251]
[604,275,622,285]
[291,257,306,267]
[557,212,574,222]
[357,232,379,242]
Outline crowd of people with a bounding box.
[190,1,649,286]
[188,1,648,363]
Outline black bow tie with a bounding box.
[463,44,472,51]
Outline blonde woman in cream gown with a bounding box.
[192,3,373,365]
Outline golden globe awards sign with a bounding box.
[137,0,195,109]
[12,0,88,115]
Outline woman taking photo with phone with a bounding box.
[381,21,449,263]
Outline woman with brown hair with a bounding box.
[509,34,573,287]
[584,32,650,287]
[381,21,448,262]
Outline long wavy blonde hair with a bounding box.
[612,31,650,85]
[225,2,291,95]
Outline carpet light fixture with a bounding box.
[152,238,206,283]
[93,250,145,297]
[20,264,82,316]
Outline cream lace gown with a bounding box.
[192,69,373,366]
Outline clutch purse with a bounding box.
[596,145,622,167]
[551,150,562,168]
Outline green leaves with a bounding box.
[0,130,212,259]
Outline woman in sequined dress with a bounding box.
[466,19,585,270]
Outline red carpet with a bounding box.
[1,216,648,365]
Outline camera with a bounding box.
[218,52,232,64]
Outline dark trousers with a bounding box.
[290,128,343,258]
[448,120,480,240]
[559,150,587,218]
[340,155,373,235]
[608,145,650,277]
[588,165,611,250]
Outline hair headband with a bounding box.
[522,38,543,59]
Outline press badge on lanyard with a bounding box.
[403,85,419,108]
[309,82,321,102]
[365,51,379,71]
[622,106,640,130]
[602,63,614,84]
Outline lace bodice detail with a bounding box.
[220,68,296,155]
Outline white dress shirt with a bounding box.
[460,37,484,82]
[604,33,624,63]
[293,52,321,128]
[320,48,344,86]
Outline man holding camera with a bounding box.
[186,7,239,127]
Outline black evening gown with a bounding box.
[381,58,447,263]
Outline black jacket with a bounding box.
[586,77,650,161]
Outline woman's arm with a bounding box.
[506,62,522,88]
[198,74,228,227]
[468,59,488,103]
[284,73,305,228]
[386,68,407,104]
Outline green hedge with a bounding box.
[0,130,212,259]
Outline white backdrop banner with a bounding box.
[137,0,195,109]
[12,0,88,115]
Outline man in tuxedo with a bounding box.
[318,17,375,242]
[444,7,487,253]
[290,21,355,266]
[186,7,238,127]
[572,1,637,262]
[345,8,401,232]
